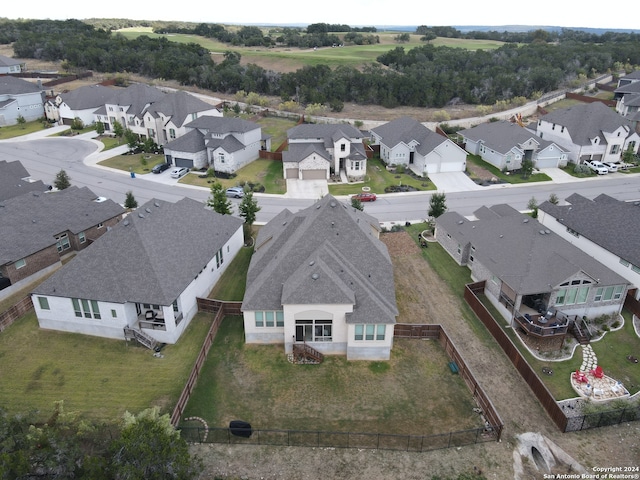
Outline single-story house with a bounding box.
[0,160,49,202]
[163,116,264,172]
[370,117,467,175]
[0,187,124,298]
[535,102,640,164]
[460,120,568,170]
[0,76,45,126]
[31,197,244,344]
[435,204,629,324]
[0,54,25,74]
[283,124,368,181]
[242,195,398,361]
[538,193,640,300]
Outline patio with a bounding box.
[570,345,631,402]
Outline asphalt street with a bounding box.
[1,133,639,224]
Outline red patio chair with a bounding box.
[591,365,604,378]
[572,370,588,383]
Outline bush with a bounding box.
[573,164,591,175]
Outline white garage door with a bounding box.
[302,169,326,180]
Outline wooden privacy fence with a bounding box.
[170,299,242,426]
[395,323,503,441]
[624,290,640,318]
[0,296,33,333]
[464,281,640,433]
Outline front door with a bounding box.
[295,320,313,342]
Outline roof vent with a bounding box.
[32,219,37,223]
[330,201,337,208]
[523,218,529,223]
[32,191,40,197]
[154,201,160,207]
[499,234,503,238]
[545,229,551,234]
[539,230,546,235]
[309,260,315,266]
[458,220,464,224]
[311,273,319,280]
[123,220,130,226]
[138,213,145,218]
[145,208,151,214]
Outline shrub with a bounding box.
[573,164,591,175]
[432,110,450,122]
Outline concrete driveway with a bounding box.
[428,172,482,193]
[285,179,329,199]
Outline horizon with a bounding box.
[2,0,639,32]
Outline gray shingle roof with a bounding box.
[107,84,166,117]
[0,160,48,201]
[242,195,397,324]
[0,186,124,265]
[371,117,449,156]
[436,204,627,295]
[0,54,22,67]
[164,129,205,153]
[32,197,243,305]
[539,194,640,267]
[186,116,260,134]
[460,120,563,154]
[539,102,633,146]
[145,91,219,128]
[0,76,42,95]
[59,84,115,110]
[282,143,331,164]
[287,124,364,146]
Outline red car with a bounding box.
[352,192,377,202]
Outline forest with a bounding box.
[1,19,639,110]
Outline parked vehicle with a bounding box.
[151,162,170,174]
[603,162,618,173]
[585,160,608,175]
[225,186,245,198]
[170,167,189,179]
[351,192,377,202]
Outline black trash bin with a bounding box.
[229,420,252,438]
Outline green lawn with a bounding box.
[0,311,211,421]
[328,157,436,196]
[0,120,54,139]
[207,245,254,301]
[254,115,298,150]
[466,154,553,184]
[182,316,482,435]
[98,152,167,175]
[179,159,286,194]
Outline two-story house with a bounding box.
[0,76,45,126]
[283,124,368,181]
[163,116,264,171]
[52,84,115,127]
[535,102,639,165]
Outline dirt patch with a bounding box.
[192,231,640,479]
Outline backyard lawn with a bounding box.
[179,159,286,194]
[0,311,211,421]
[181,316,483,435]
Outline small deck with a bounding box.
[514,307,569,338]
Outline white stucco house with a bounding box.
[538,193,640,300]
[535,102,640,165]
[0,76,45,126]
[52,84,115,127]
[283,124,368,181]
[460,120,568,170]
[371,117,467,175]
[163,116,264,171]
[31,197,244,345]
[242,195,398,361]
[141,90,222,146]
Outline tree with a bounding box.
[112,120,124,139]
[206,181,232,215]
[71,117,84,130]
[124,191,138,209]
[54,169,71,190]
[124,128,138,149]
[107,408,201,480]
[95,121,105,135]
[428,192,447,219]
[239,191,260,244]
[16,114,26,129]
[548,193,559,205]
[520,158,535,179]
[351,196,363,211]
[527,196,538,218]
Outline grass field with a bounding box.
[0,311,211,421]
[181,316,483,435]
[0,120,52,139]
[115,29,505,72]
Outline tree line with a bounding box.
[3,19,640,110]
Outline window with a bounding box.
[555,286,588,306]
[610,145,620,155]
[111,309,117,318]
[295,319,332,341]
[576,287,589,304]
[265,311,274,327]
[340,144,346,151]
[254,311,284,328]
[632,264,640,274]
[169,128,176,139]
[620,259,630,267]
[354,324,386,341]
[191,113,197,121]
[314,320,332,341]
[613,285,624,300]
[38,297,50,310]
[255,311,263,327]
[14,258,26,270]
[594,287,603,302]
[147,128,155,138]
[215,248,224,268]
[219,153,225,163]
[566,227,579,237]
[72,298,100,319]
[603,286,614,301]
[353,161,361,171]
[276,311,284,327]
[469,254,475,264]
[56,233,71,253]
[79,231,86,244]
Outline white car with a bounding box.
[603,162,618,173]
[585,160,608,175]
[170,167,189,179]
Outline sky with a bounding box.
[2,0,637,31]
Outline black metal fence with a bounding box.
[179,425,498,452]
[565,405,640,432]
